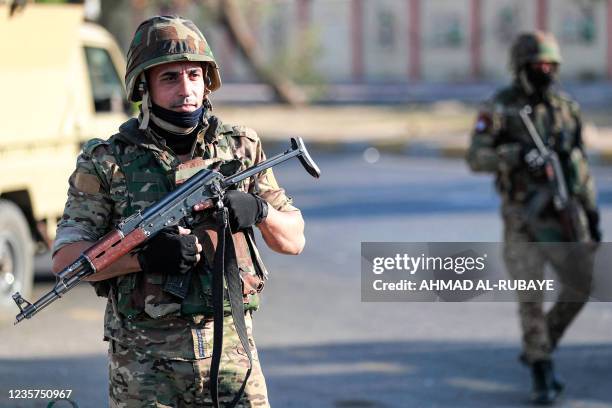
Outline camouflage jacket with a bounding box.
[466,83,598,240]
[54,116,298,360]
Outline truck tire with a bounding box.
[0,199,34,322]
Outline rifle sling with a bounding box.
[246,227,268,280]
[210,208,253,408]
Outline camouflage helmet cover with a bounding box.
[125,15,222,102]
[509,31,562,72]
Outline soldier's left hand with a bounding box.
[137,226,202,275]
[223,190,269,232]
[586,209,602,243]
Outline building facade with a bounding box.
[106,0,612,84]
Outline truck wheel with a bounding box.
[0,199,34,322]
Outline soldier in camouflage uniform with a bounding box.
[466,31,601,405]
[52,16,306,407]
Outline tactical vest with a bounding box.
[492,93,585,200]
[100,119,263,320]
[493,91,591,242]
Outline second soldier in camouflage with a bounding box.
[466,31,601,405]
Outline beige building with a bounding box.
[104,0,612,84]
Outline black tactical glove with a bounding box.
[586,209,602,243]
[523,148,547,173]
[138,227,199,275]
[223,190,269,232]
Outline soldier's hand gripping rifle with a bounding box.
[518,106,581,241]
[12,137,320,325]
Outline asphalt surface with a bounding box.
[214,82,612,108]
[2,150,611,408]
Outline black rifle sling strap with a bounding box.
[210,207,253,408]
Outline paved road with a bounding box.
[2,151,611,408]
[215,82,612,108]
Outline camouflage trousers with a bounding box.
[109,313,269,408]
[503,217,594,363]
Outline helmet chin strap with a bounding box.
[518,68,535,95]
[138,73,152,130]
[202,65,214,111]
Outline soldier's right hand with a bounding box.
[137,226,202,275]
[523,148,547,173]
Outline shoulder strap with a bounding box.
[107,135,136,216]
[210,209,252,408]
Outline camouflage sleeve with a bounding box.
[231,126,299,212]
[254,148,299,213]
[569,98,586,151]
[53,139,115,255]
[571,148,598,212]
[466,100,522,172]
[568,103,598,212]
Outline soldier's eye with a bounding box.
[161,73,178,82]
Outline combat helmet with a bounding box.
[509,31,562,73]
[125,15,221,102]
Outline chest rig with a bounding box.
[106,118,264,320]
[497,92,583,203]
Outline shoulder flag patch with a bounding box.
[474,112,492,133]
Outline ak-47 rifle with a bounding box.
[12,137,320,324]
[518,105,582,241]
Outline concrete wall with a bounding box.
[548,0,608,81]
[480,0,534,80]
[362,0,410,82]
[309,0,352,81]
[105,0,612,84]
[421,0,471,81]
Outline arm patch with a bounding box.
[474,112,493,133]
[74,172,101,194]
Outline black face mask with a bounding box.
[524,65,557,92]
[151,103,204,128]
[149,121,197,155]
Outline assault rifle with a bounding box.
[518,105,581,241]
[12,137,320,324]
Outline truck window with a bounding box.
[84,47,130,114]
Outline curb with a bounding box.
[263,139,612,165]
[263,139,466,159]
[591,150,612,166]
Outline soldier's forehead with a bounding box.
[149,61,203,76]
